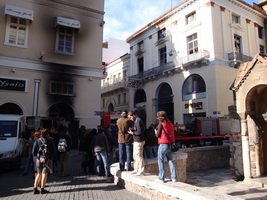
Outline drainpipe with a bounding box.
[33,79,40,116]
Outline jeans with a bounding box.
[118,143,133,171]
[95,152,110,175]
[146,145,158,158]
[23,153,33,174]
[157,143,177,181]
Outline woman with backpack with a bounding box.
[32,129,55,194]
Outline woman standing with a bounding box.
[155,111,177,182]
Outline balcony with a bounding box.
[179,49,210,67]
[228,52,253,67]
[101,79,128,93]
[129,61,175,80]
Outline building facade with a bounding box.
[102,0,267,127]
[0,0,105,137]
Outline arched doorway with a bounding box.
[0,103,23,115]
[157,83,174,123]
[108,103,114,113]
[246,85,267,175]
[134,89,147,125]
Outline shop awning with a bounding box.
[4,4,33,21]
[55,16,81,29]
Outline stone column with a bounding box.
[241,118,252,180]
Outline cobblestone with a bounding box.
[0,150,148,200]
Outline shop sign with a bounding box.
[0,78,26,91]
[185,102,203,110]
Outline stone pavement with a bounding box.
[0,150,148,200]
[2,149,267,200]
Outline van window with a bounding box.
[0,121,18,137]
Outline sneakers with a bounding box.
[155,179,165,183]
[134,172,144,176]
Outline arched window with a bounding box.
[182,74,206,101]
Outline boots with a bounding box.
[41,188,49,194]
[33,188,40,194]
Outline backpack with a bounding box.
[37,139,48,163]
[58,138,67,152]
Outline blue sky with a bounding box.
[103,0,257,41]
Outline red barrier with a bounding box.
[176,134,246,140]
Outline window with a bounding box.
[102,99,105,108]
[118,73,122,81]
[182,74,206,101]
[159,47,167,65]
[258,26,264,39]
[158,28,166,40]
[234,34,242,53]
[260,45,265,54]
[186,11,196,25]
[138,41,144,50]
[187,33,198,55]
[138,57,144,73]
[232,13,240,24]
[50,81,75,96]
[56,26,75,54]
[123,93,126,104]
[5,16,29,47]
[123,70,127,80]
[118,94,121,105]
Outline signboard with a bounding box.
[0,78,26,91]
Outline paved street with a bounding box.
[0,150,148,200]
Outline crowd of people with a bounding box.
[22,110,177,195]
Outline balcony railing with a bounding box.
[129,61,175,80]
[101,79,127,92]
[228,52,253,63]
[179,50,210,66]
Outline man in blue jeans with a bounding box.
[116,111,134,171]
[91,128,111,177]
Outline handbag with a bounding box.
[162,124,179,152]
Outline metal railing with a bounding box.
[228,52,253,63]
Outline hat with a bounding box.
[121,112,127,117]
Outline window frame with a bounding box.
[234,34,242,53]
[137,57,144,73]
[232,13,240,24]
[159,46,167,65]
[258,25,264,39]
[158,28,166,40]
[49,81,76,96]
[182,74,206,101]
[187,33,198,55]
[55,25,75,55]
[186,11,196,25]
[4,15,30,48]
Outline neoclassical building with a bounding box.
[0,0,105,135]
[102,0,267,126]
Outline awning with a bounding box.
[4,4,33,21]
[55,16,81,29]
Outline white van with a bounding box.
[0,115,26,169]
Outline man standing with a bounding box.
[32,129,55,194]
[91,128,111,177]
[57,126,72,177]
[116,111,133,171]
[128,110,146,176]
